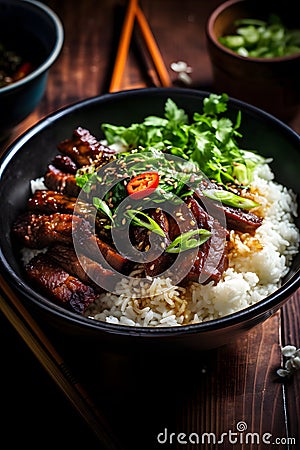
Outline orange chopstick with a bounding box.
[109,0,138,92]
[0,275,122,450]
[109,0,171,92]
[135,5,171,88]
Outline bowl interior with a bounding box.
[0,0,64,89]
[0,88,299,345]
[0,0,64,140]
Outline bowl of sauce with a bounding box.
[0,0,64,141]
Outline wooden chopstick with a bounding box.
[109,0,172,92]
[109,0,138,93]
[135,5,172,88]
[132,24,161,88]
[0,275,122,450]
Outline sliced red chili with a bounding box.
[127,171,159,199]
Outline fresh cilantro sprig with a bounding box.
[101,93,266,186]
[102,98,189,152]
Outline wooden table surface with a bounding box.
[1,1,299,449]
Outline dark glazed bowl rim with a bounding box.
[206,0,300,64]
[0,0,64,94]
[1,87,300,338]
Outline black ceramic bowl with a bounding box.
[0,0,64,141]
[0,88,299,353]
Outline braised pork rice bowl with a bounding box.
[8,91,300,329]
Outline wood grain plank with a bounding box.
[174,313,287,450]
[281,291,300,447]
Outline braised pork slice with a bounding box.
[187,197,228,284]
[194,180,262,234]
[47,244,117,292]
[221,205,262,233]
[144,208,173,277]
[27,190,112,243]
[44,164,80,197]
[25,253,97,314]
[179,197,228,285]
[27,190,79,214]
[51,154,78,174]
[12,212,129,273]
[57,127,115,167]
[128,208,174,277]
[12,212,76,248]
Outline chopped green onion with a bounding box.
[232,163,249,185]
[93,197,114,222]
[219,35,245,49]
[237,25,260,45]
[235,18,267,27]
[165,229,211,254]
[125,209,165,237]
[202,189,259,210]
[219,14,300,58]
